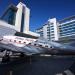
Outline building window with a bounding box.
[1,8,17,25]
[50,22,54,25]
[20,12,24,32]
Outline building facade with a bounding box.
[0,2,40,37]
[1,2,30,33]
[59,16,75,41]
[36,18,59,41]
[36,16,75,41]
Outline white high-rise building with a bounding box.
[36,18,59,41]
[0,2,40,37]
[36,15,75,41]
[15,2,30,32]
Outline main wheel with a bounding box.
[2,55,10,63]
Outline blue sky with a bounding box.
[0,0,75,31]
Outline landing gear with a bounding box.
[2,51,10,63]
[2,55,10,63]
[20,53,25,57]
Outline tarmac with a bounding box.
[0,55,75,75]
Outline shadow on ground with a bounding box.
[0,56,75,75]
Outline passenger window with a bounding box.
[50,46,53,48]
[10,40,11,42]
[29,43,31,45]
[0,39,3,41]
[24,42,26,44]
[34,44,37,46]
[14,40,16,42]
[19,41,21,43]
[45,45,48,48]
[39,45,42,47]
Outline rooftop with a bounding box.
[59,15,75,23]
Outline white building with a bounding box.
[36,18,59,41]
[36,15,75,41]
[0,2,40,37]
[59,15,75,41]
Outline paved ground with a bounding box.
[0,55,75,75]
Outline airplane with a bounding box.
[0,35,75,62]
[0,35,52,53]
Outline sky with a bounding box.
[0,0,75,31]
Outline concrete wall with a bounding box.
[0,20,16,36]
[23,7,30,33]
[43,25,48,39]
[15,2,23,32]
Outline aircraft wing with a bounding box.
[49,41,75,55]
